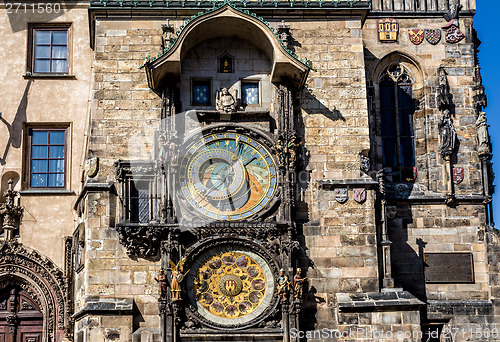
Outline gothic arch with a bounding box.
[373,51,425,89]
[0,242,70,342]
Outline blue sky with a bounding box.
[475,3,499,224]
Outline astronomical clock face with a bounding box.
[179,132,278,221]
[186,246,276,328]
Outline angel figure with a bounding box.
[170,257,189,301]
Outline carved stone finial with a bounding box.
[0,179,23,240]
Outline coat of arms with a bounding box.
[425,29,441,45]
[378,19,398,42]
[353,188,366,204]
[453,167,464,185]
[402,166,417,182]
[442,4,465,44]
[409,29,424,45]
[85,157,99,178]
[334,188,348,204]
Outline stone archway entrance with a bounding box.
[0,286,43,342]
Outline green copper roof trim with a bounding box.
[138,0,316,70]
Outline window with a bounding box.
[379,64,415,181]
[241,82,259,105]
[192,80,211,105]
[28,25,69,74]
[28,128,67,188]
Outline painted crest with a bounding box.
[353,188,366,204]
[334,188,348,204]
[425,29,441,45]
[84,157,99,178]
[443,25,465,43]
[378,18,399,42]
[453,167,464,185]
[402,166,417,182]
[409,29,424,45]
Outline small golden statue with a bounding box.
[170,257,189,302]
[293,268,308,300]
[277,268,290,301]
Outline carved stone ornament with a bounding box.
[0,180,23,239]
[115,224,169,257]
[0,241,71,341]
[476,111,491,156]
[360,154,370,173]
[216,88,237,115]
[386,206,397,219]
[438,109,456,158]
[84,157,99,178]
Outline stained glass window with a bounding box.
[192,80,211,105]
[242,83,259,105]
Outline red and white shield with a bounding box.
[453,167,464,185]
[444,26,465,43]
[409,29,424,45]
[353,188,366,203]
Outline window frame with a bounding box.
[378,64,416,181]
[25,125,70,190]
[240,79,260,107]
[27,23,71,76]
[191,79,212,106]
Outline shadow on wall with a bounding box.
[0,80,31,165]
[299,86,346,122]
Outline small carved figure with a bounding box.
[438,109,456,158]
[277,268,290,302]
[0,180,23,233]
[170,258,189,302]
[168,141,179,167]
[155,268,168,300]
[437,66,452,110]
[287,136,302,169]
[476,111,490,154]
[293,268,308,300]
[275,139,285,167]
[216,88,236,115]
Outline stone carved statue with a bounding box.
[287,136,302,169]
[437,66,452,110]
[0,180,23,237]
[277,268,290,301]
[293,268,308,300]
[216,88,236,115]
[155,268,168,300]
[169,258,188,301]
[476,111,491,155]
[438,109,456,158]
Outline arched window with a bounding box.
[379,63,415,181]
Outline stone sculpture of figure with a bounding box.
[155,268,168,300]
[293,268,308,300]
[438,109,456,158]
[476,111,491,154]
[277,268,290,301]
[168,141,179,168]
[216,88,236,114]
[170,258,188,302]
[287,136,302,169]
[437,66,452,110]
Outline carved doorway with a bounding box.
[0,287,43,342]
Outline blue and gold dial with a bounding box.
[179,132,277,221]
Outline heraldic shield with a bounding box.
[409,29,424,45]
[425,29,441,45]
[353,188,366,203]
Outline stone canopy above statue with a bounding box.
[143,4,311,90]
